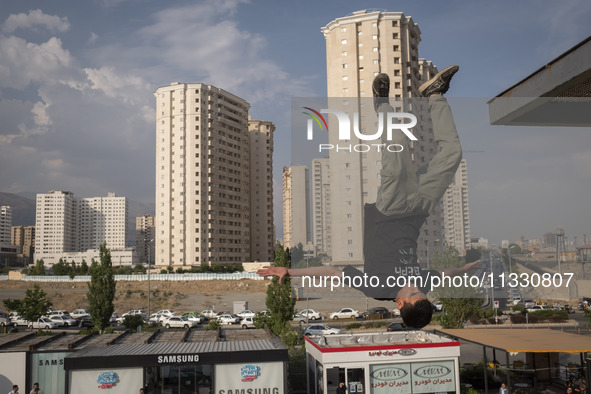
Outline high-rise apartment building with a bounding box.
[34,191,128,265]
[442,159,471,255]
[0,205,12,246]
[155,82,275,267]
[248,119,275,262]
[321,10,444,265]
[282,166,311,250]
[136,214,156,265]
[312,158,332,256]
[11,225,35,264]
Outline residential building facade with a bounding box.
[442,159,471,255]
[282,165,311,250]
[312,158,332,257]
[0,205,12,246]
[136,214,155,265]
[321,10,444,266]
[11,225,35,265]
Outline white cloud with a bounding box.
[2,9,70,34]
[88,32,98,44]
[0,35,78,89]
[83,66,148,104]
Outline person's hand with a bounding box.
[464,260,481,271]
[257,266,289,284]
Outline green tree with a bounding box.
[29,260,46,275]
[134,263,146,274]
[79,260,89,275]
[431,245,481,329]
[464,248,481,263]
[52,258,69,275]
[264,242,296,338]
[509,243,522,255]
[166,265,174,274]
[122,314,144,331]
[87,243,116,333]
[4,285,52,325]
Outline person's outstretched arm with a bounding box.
[437,260,480,277]
[257,265,342,284]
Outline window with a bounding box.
[372,34,377,40]
[341,27,347,32]
[342,76,348,81]
[341,39,347,44]
[342,51,348,56]
[372,47,378,52]
[342,63,348,69]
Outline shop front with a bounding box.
[64,337,288,394]
[305,331,460,394]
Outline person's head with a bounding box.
[567,387,573,393]
[396,285,432,329]
[501,383,507,389]
[12,385,18,392]
[33,383,39,389]
[139,389,145,393]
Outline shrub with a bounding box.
[366,321,388,329]
[122,314,144,331]
[345,322,362,330]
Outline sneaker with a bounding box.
[372,73,390,112]
[419,65,459,97]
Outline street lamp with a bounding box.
[490,244,496,313]
[147,239,154,318]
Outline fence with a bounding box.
[20,272,264,282]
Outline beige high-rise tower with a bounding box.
[322,10,444,266]
[155,83,275,267]
[282,165,310,250]
[443,159,471,255]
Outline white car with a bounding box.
[329,308,359,320]
[200,310,217,320]
[29,318,59,330]
[162,316,196,329]
[48,315,78,327]
[236,310,256,319]
[433,301,443,312]
[181,312,203,324]
[156,309,176,317]
[392,308,401,317]
[304,324,341,336]
[240,317,255,329]
[0,315,15,328]
[71,309,89,318]
[11,315,29,326]
[299,309,322,320]
[148,313,166,324]
[527,305,550,313]
[216,313,240,325]
[292,314,308,324]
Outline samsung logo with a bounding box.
[157,354,200,364]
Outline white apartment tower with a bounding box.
[34,191,127,264]
[248,119,276,262]
[0,205,13,246]
[155,83,275,267]
[312,158,332,256]
[282,166,311,250]
[442,159,471,255]
[321,10,444,265]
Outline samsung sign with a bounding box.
[157,354,200,364]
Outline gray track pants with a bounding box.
[375,96,462,216]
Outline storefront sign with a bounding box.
[157,354,200,364]
[216,362,284,394]
[31,352,67,394]
[368,348,416,357]
[370,363,411,393]
[70,367,143,393]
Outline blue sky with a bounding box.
[0,0,590,245]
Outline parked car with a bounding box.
[304,324,341,336]
[181,312,204,324]
[70,309,89,318]
[386,322,411,332]
[0,315,15,328]
[110,312,119,324]
[329,308,359,320]
[236,310,256,319]
[523,300,536,309]
[361,307,391,319]
[200,310,217,320]
[392,308,401,317]
[216,313,240,325]
[292,314,308,325]
[433,301,444,312]
[527,305,550,313]
[10,315,29,327]
[299,309,322,320]
[156,309,176,317]
[162,316,196,329]
[240,317,255,329]
[77,315,94,328]
[28,318,59,330]
[48,315,78,327]
[148,313,166,325]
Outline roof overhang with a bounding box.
[488,36,591,127]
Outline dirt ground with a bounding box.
[0,278,397,316]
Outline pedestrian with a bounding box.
[139,388,145,394]
[499,382,509,394]
[28,383,42,394]
[259,65,479,329]
[8,385,19,394]
[336,382,346,394]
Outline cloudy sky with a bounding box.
[0,0,590,245]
